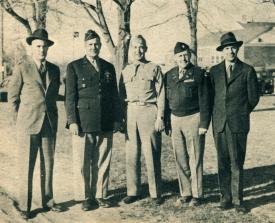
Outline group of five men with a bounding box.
[8,28,259,219]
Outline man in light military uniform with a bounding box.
[164,42,211,207]
[119,35,165,205]
[65,30,121,211]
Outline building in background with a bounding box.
[198,22,275,69]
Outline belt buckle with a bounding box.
[137,101,146,106]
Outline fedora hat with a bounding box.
[216,32,243,51]
[26,29,54,46]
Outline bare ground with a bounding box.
[0,95,275,223]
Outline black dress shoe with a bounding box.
[151,197,163,205]
[219,201,232,210]
[234,204,248,213]
[81,200,93,211]
[123,196,140,204]
[96,198,112,208]
[44,203,64,212]
[19,210,30,220]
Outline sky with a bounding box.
[3,0,275,67]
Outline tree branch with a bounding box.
[79,0,101,27]
[1,0,32,33]
[142,12,187,30]
[112,0,124,10]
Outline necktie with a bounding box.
[92,60,99,72]
[179,68,184,80]
[39,63,47,88]
[227,64,232,80]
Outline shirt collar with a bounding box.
[33,58,46,69]
[225,60,236,69]
[86,55,98,64]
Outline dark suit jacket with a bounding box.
[65,56,121,133]
[209,59,260,133]
[9,55,60,134]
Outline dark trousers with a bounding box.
[214,123,247,205]
[17,116,56,212]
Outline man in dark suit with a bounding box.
[209,32,260,213]
[9,29,63,219]
[65,30,121,211]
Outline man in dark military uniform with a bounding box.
[164,42,211,207]
[65,30,121,211]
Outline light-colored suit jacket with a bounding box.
[9,55,60,135]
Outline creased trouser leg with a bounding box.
[72,133,91,201]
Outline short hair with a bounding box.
[130,35,147,49]
[84,30,100,41]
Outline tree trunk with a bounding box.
[190,20,197,65]
[115,3,131,78]
[36,0,47,29]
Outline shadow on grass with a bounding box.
[108,164,275,210]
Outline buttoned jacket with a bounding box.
[209,59,260,133]
[65,56,121,133]
[9,55,60,134]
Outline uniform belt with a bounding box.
[128,101,156,106]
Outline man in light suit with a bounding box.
[65,30,121,211]
[9,29,63,219]
[209,32,260,213]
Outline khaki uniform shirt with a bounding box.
[120,61,165,119]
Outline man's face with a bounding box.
[31,39,48,62]
[222,45,239,62]
[85,38,101,58]
[174,50,191,68]
[131,38,147,62]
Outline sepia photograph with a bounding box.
[0,0,275,222]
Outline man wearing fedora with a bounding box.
[164,42,211,207]
[9,29,63,219]
[209,32,259,213]
[65,30,121,211]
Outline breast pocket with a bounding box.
[141,76,153,90]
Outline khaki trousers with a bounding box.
[171,113,205,198]
[126,104,161,198]
[17,116,56,212]
[72,131,113,201]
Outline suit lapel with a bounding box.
[227,59,243,85]
[216,61,227,88]
[26,57,45,92]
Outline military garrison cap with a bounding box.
[84,30,100,41]
[174,42,190,54]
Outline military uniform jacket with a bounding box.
[9,55,60,134]
[209,59,260,133]
[164,63,211,129]
[65,56,121,133]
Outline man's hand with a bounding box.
[69,123,79,135]
[113,122,121,133]
[155,117,165,132]
[198,127,208,135]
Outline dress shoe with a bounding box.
[81,199,93,211]
[19,210,30,220]
[96,198,112,208]
[219,201,232,210]
[175,196,192,207]
[43,203,64,212]
[123,196,140,204]
[151,197,163,205]
[234,204,248,213]
[189,198,202,207]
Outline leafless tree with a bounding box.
[0,0,48,34]
[183,0,199,65]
